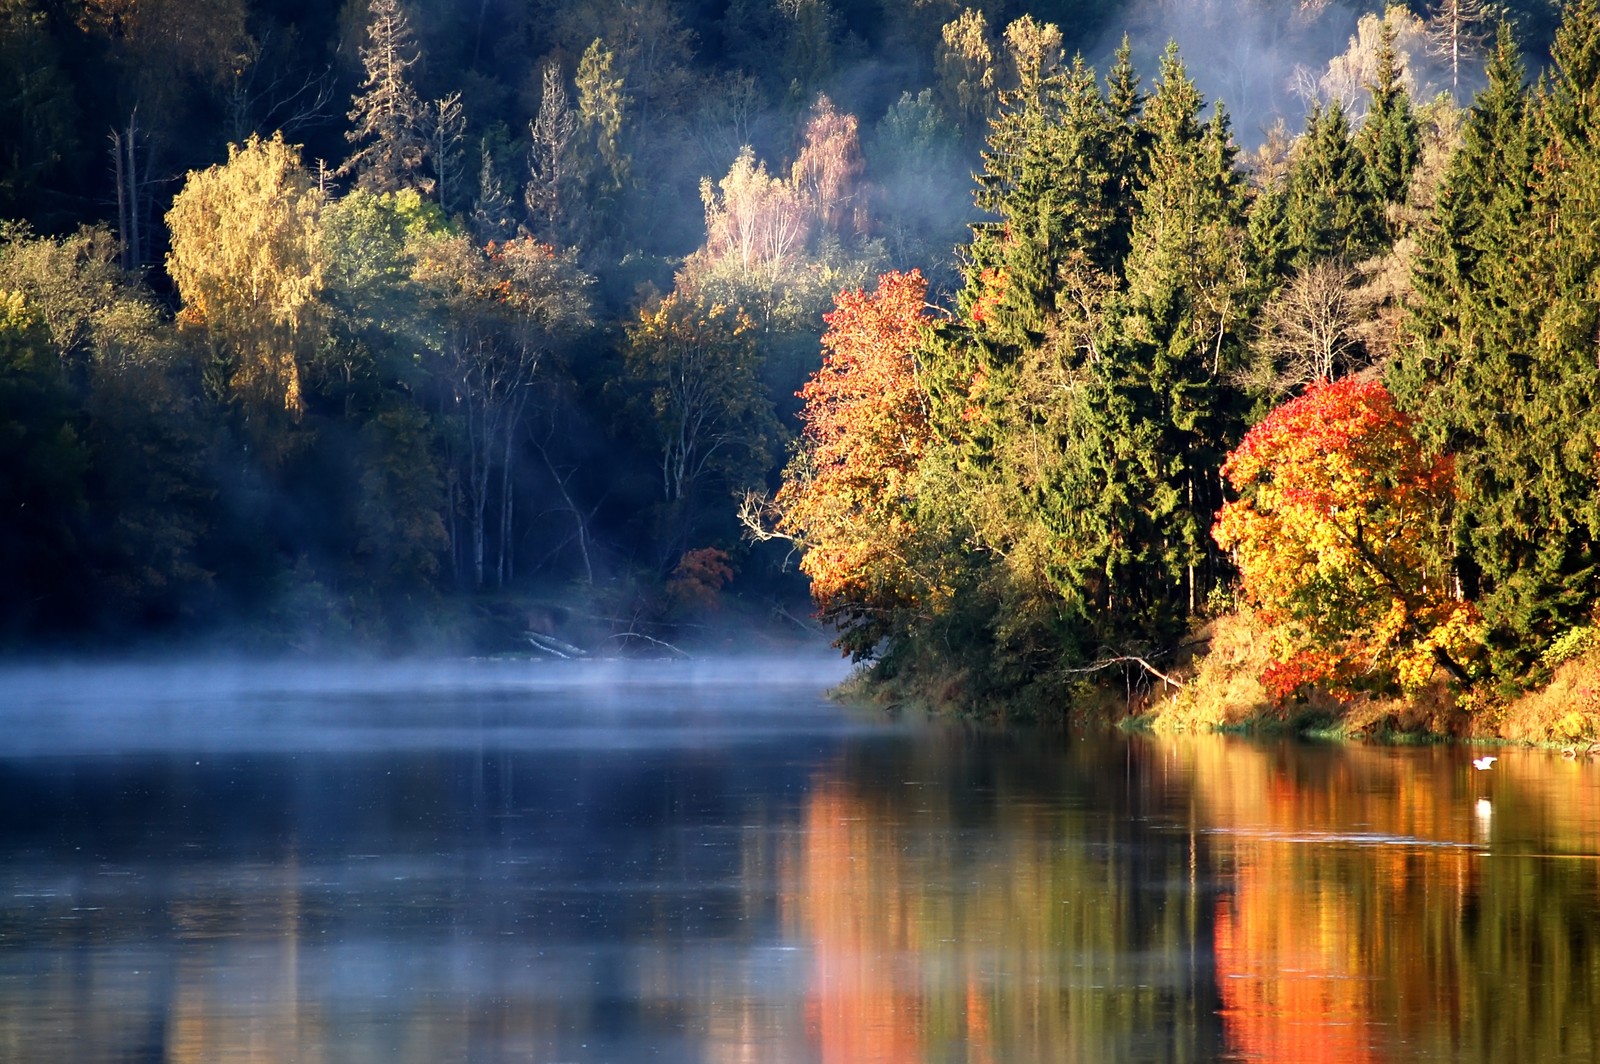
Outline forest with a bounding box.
[1,0,1595,736]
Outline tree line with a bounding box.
[767,0,1600,715]
[0,0,1564,663]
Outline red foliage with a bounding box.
[1215,378,1479,698]
[668,547,735,610]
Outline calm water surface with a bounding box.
[2,659,1599,1063]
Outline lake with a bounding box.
[1,658,1598,1062]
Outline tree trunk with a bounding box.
[111,130,129,271]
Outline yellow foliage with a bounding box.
[165,132,325,418]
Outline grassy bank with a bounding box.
[1130,611,1600,747]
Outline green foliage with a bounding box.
[0,2,80,223]
[1396,7,1600,683]
[1283,103,1382,268]
[1542,626,1600,671]
[1357,20,1422,213]
[621,291,777,509]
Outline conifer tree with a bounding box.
[342,0,430,195]
[1358,21,1421,213]
[576,40,628,192]
[1394,11,1600,678]
[1283,102,1382,268]
[1100,37,1147,269]
[1083,46,1251,630]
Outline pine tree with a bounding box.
[1082,46,1251,632]
[1393,12,1600,679]
[342,0,430,195]
[1100,37,1147,269]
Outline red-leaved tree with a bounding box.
[1213,378,1481,699]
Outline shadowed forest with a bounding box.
[3,0,1598,736]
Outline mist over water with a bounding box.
[0,654,859,756]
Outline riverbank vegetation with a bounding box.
[765,0,1600,742]
[1,0,1596,739]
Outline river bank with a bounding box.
[838,609,1600,748]
[1131,612,1600,746]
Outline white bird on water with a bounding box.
[1473,756,1498,770]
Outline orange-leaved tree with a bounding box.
[775,270,935,657]
[1213,378,1481,699]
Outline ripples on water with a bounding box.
[1,659,1598,1063]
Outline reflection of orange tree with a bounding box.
[1173,738,1600,1062]
[1213,847,1382,1064]
[788,782,927,1064]
[779,763,1204,1063]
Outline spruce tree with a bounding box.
[1081,46,1251,633]
[342,0,430,195]
[917,40,1143,689]
[1394,12,1600,679]
[1358,21,1421,214]
[1283,102,1382,267]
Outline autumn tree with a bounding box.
[1,223,216,632]
[774,270,934,657]
[1214,378,1480,698]
[791,95,865,238]
[936,8,996,141]
[697,146,812,288]
[525,61,578,246]
[165,132,325,425]
[621,290,778,553]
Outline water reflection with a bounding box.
[2,665,1599,1062]
[1168,739,1600,1064]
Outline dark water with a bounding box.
[2,660,1599,1063]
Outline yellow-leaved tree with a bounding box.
[166,132,325,423]
[773,270,936,657]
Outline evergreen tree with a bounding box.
[1082,46,1251,633]
[1394,12,1600,679]
[1358,20,1421,213]
[1283,102,1382,268]
[0,292,90,636]
[1100,37,1147,269]
[342,0,430,195]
